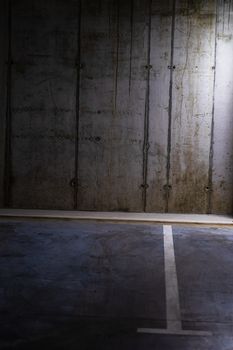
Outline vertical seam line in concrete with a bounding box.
[114,1,120,114]
[207,1,218,214]
[165,0,176,213]
[4,0,12,208]
[74,0,82,209]
[142,0,152,212]
[128,0,134,96]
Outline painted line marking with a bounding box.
[137,225,212,336]
[163,224,181,331]
[137,328,212,336]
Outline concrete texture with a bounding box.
[212,0,233,213]
[0,209,233,225]
[0,219,166,349]
[169,0,216,213]
[0,0,233,214]
[146,0,173,213]
[0,0,9,207]
[1,218,233,349]
[78,0,148,212]
[174,226,233,332]
[10,0,78,210]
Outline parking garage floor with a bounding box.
[1,218,233,349]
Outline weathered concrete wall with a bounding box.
[1,0,233,213]
[212,0,233,214]
[146,0,173,212]
[10,0,79,209]
[0,1,8,207]
[169,0,216,213]
[78,0,149,211]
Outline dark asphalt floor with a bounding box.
[0,219,233,349]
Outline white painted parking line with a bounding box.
[163,224,181,331]
[137,225,212,336]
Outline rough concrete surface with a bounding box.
[0,0,233,213]
[1,218,233,349]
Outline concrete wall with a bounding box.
[10,0,79,209]
[0,0,233,213]
[0,0,9,207]
[169,0,216,213]
[212,0,233,213]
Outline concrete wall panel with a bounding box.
[78,0,149,211]
[146,0,173,212]
[10,0,78,209]
[0,0,8,207]
[212,0,233,214]
[168,0,216,213]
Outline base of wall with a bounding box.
[0,209,232,226]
